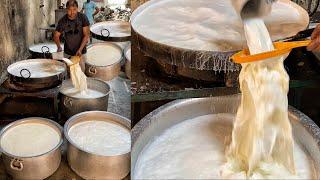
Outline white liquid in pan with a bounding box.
[86,45,122,66]
[91,22,131,37]
[29,43,64,53]
[68,120,131,156]
[8,61,65,78]
[132,0,308,51]
[62,88,105,99]
[1,123,60,157]
[133,114,315,179]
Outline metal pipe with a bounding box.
[231,0,277,19]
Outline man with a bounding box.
[81,0,100,25]
[54,0,90,71]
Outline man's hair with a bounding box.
[66,0,78,8]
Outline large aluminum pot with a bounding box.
[64,111,131,179]
[7,59,66,91]
[0,117,63,179]
[29,43,64,59]
[59,78,110,119]
[131,95,320,178]
[85,43,123,81]
[90,21,131,42]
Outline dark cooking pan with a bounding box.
[7,59,67,91]
[90,21,131,42]
[29,43,64,59]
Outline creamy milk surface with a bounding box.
[132,0,307,51]
[133,114,315,179]
[1,123,60,157]
[91,22,131,37]
[9,62,65,78]
[87,45,122,66]
[68,120,131,156]
[29,43,64,53]
[61,87,105,99]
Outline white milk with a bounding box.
[87,45,122,66]
[132,0,307,51]
[68,120,131,156]
[62,88,105,99]
[133,114,315,179]
[1,123,60,157]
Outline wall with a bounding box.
[0,0,56,83]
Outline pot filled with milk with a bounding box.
[85,42,123,81]
[64,111,131,179]
[59,78,110,119]
[0,117,63,179]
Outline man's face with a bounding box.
[67,6,78,20]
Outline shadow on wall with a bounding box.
[0,0,56,83]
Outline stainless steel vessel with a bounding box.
[59,78,110,119]
[29,43,64,59]
[132,95,320,178]
[131,0,309,71]
[7,59,66,91]
[90,21,131,42]
[64,111,131,179]
[85,43,123,81]
[0,118,63,179]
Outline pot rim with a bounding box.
[124,45,131,62]
[64,111,131,157]
[85,42,123,67]
[0,117,63,159]
[59,78,111,99]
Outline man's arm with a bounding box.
[53,31,63,52]
[76,26,90,56]
[93,7,100,16]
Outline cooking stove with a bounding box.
[0,78,60,125]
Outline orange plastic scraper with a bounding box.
[230,40,311,63]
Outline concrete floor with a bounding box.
[107,72,131,120]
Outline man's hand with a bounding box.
[57,46,63,52]
[307,24,320,51]
[76,49,82,56]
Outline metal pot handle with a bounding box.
[42,45,50,58]
[20,69,31,79]
[41,45,50,53]
[88,66,97,75]
[101,28,110,38]
[10,158,23,171]
[64,97,73,108]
